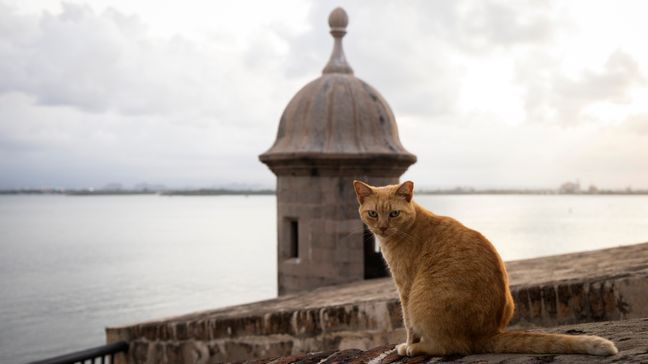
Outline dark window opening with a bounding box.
[288,219,299,259]
[363,225,389,279]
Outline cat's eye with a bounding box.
[367,210,378,218]
[389,210,400,218]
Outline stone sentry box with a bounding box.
[259,8,416,295]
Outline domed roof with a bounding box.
[260,8,416,173]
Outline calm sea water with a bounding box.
[1,194,647,363]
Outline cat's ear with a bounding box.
[396,181,414,202]
[353,180,374,204]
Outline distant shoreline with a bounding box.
[1,189,647,196]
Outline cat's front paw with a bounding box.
[396,342,409,356]
[406,342,424,356]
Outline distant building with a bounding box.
[259,8,416,295]
[559,181,581,194]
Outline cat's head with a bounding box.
[353,180,416,238]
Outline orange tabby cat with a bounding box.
[353,180,618,357]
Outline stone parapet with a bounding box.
[106,242,648,363]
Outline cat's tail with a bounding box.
[482,331,618,356]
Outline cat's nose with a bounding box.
[379,227,388,233]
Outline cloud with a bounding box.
[623,114,648,135]
[417,0,556,52]
[516,50,645,125]
[0,91,276,189]
[0,3,247,118]
[0,1,300,188]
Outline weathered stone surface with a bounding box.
[320,348,364,363]
[268,350,336,364]
[345,344,393,363]
[107,242,648,363]
[239,318,648,363]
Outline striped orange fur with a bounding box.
[353,180,618,357]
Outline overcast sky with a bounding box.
[1,0,647,189]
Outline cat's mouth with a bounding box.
[373,227,393,237]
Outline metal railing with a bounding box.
[28,341,129,364]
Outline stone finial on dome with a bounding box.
[322,7,353,75]
[328,6,348,30]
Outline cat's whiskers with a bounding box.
[336,226,373,243]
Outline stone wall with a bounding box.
[106,242,648,363]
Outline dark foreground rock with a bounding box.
[238,318,648,364]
